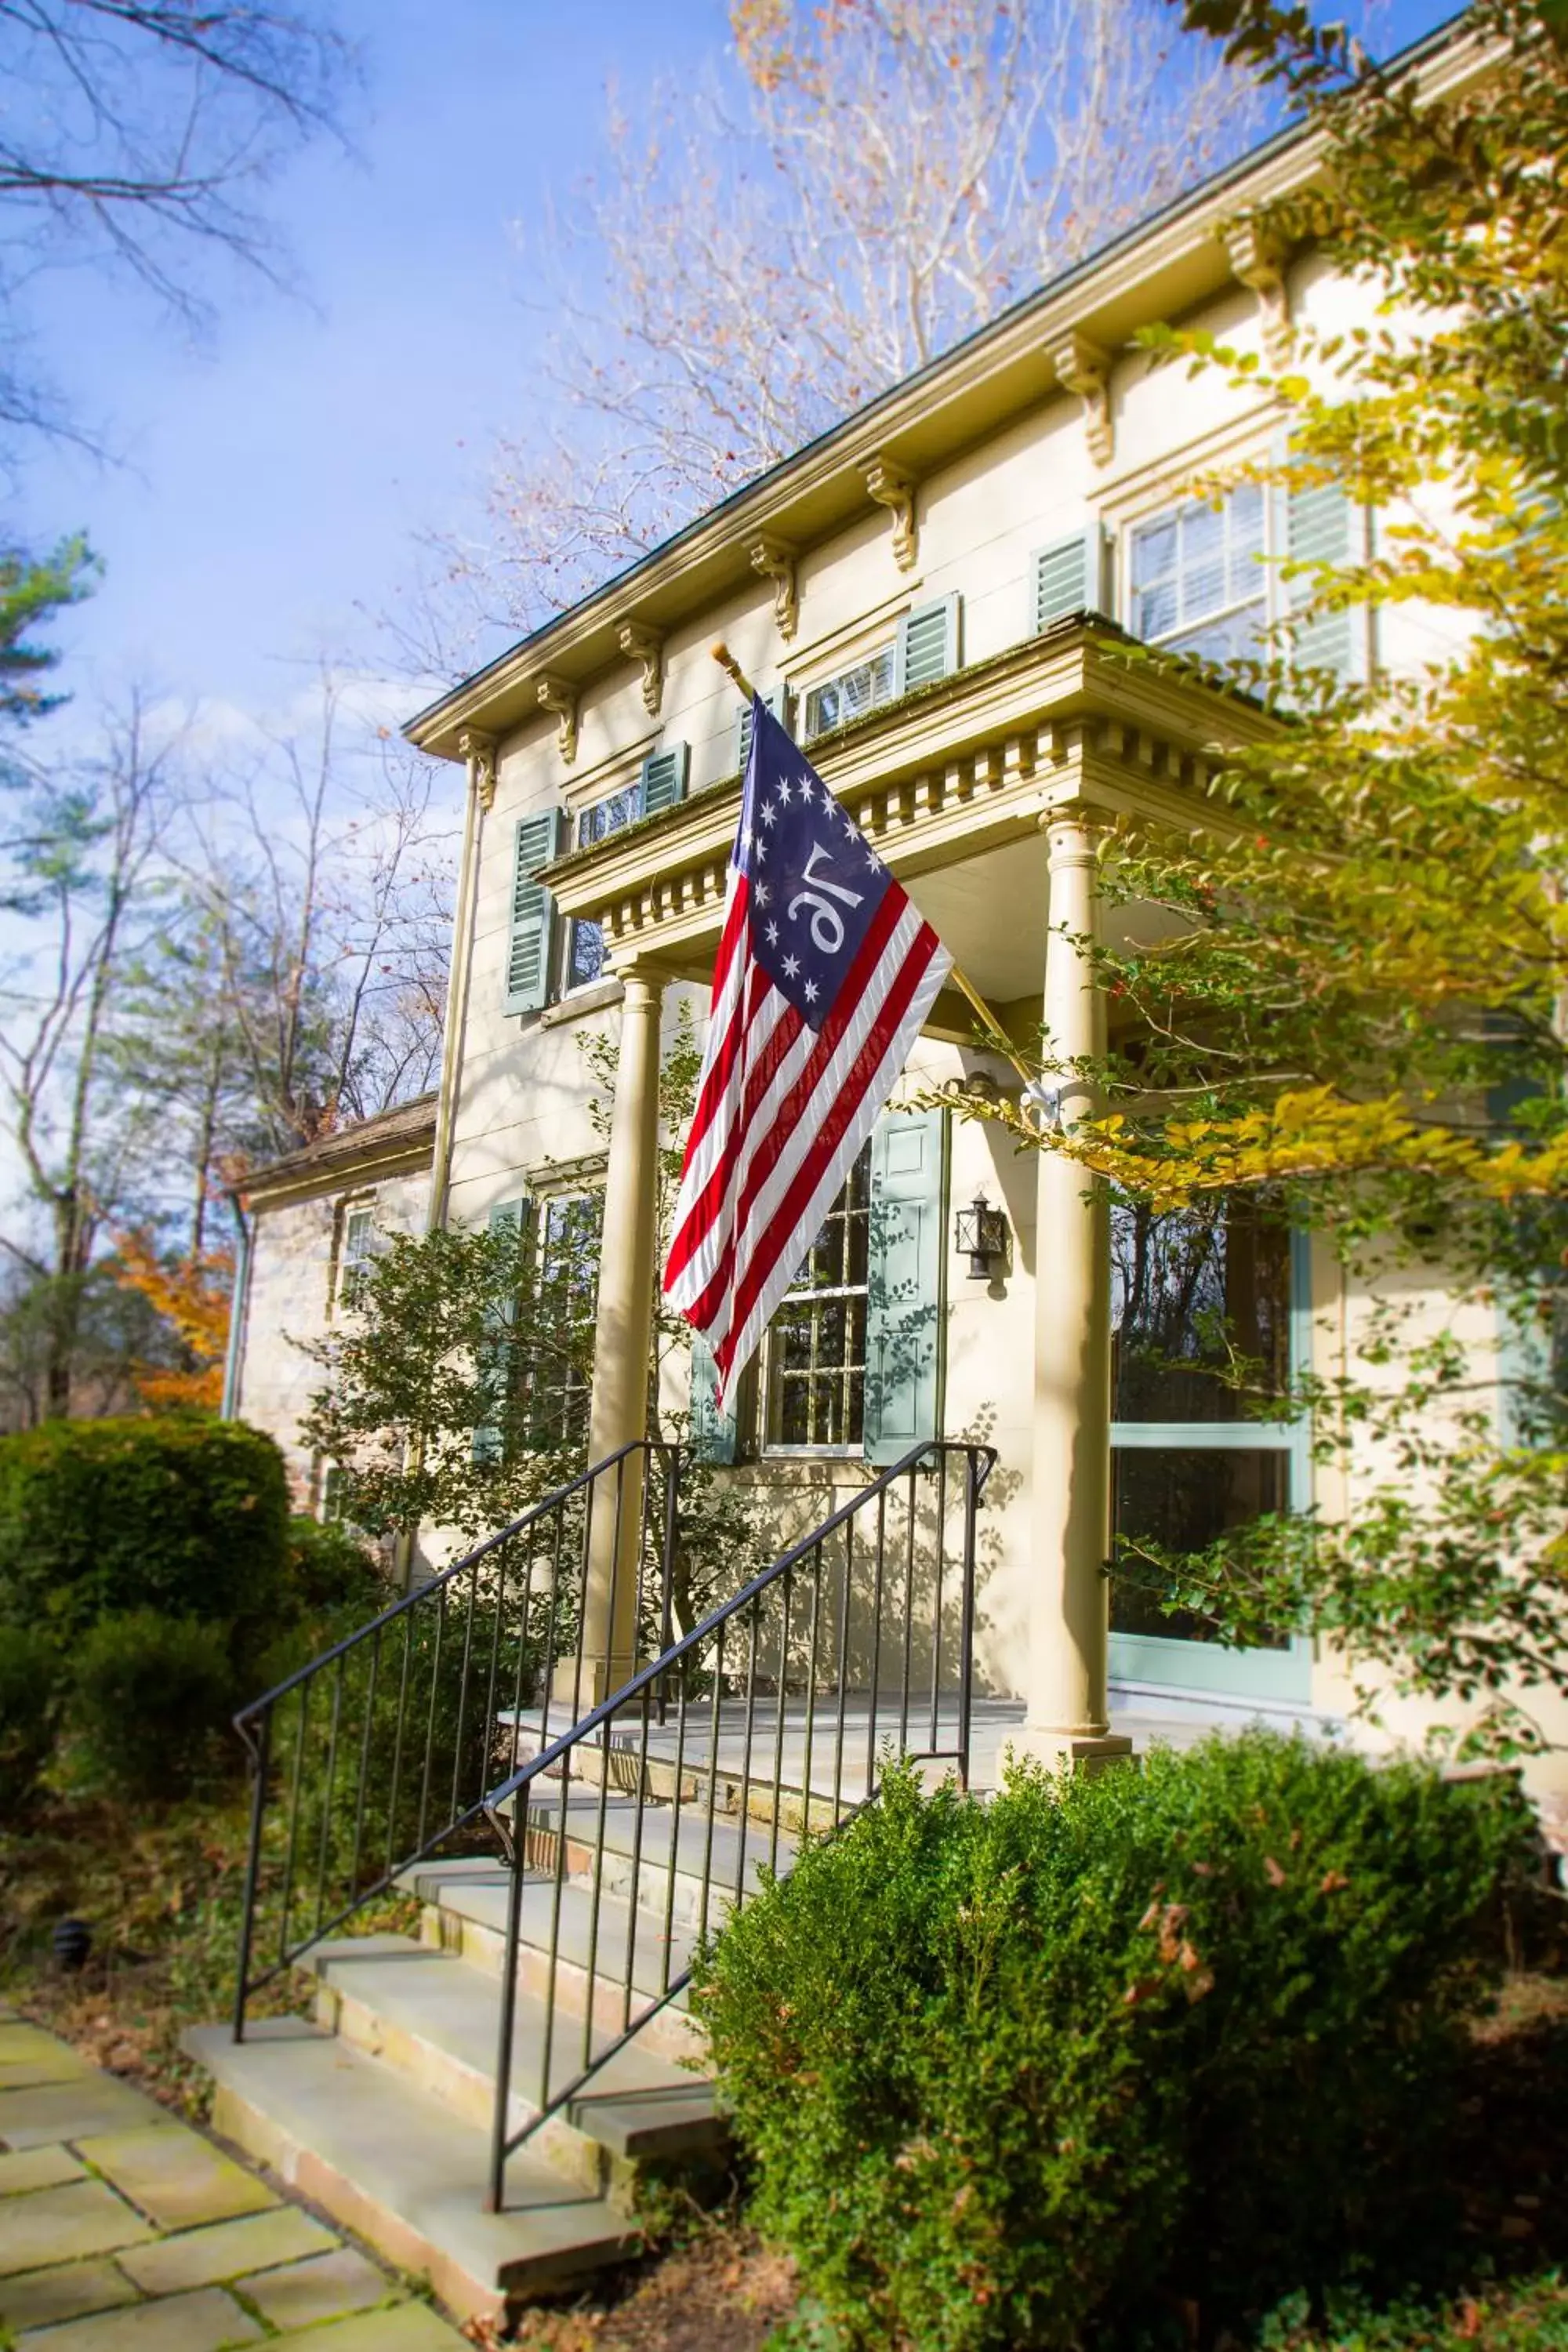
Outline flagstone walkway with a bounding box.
[0,2010,469,2350]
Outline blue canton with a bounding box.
[735,697,892,1033]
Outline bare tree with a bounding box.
[177,675,456,1161]
[0,0,355,452]
[0,688,177,1410]
[422,0,1265,655]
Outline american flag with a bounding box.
[663,695,952,1399]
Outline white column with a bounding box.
[572,960,667,1704]
[1019,811,1132,1768]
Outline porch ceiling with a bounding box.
[540,621,1278,1003]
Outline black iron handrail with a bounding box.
[230,1437,682,2041]
[479,1436,996,2212]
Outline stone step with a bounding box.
[406,1862,706,2063]
[301,1933,723,2191]
[516,1787,794,1922]
[183,2019,641,2326]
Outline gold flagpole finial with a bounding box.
[711,641,757,703]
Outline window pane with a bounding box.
[1111,1196,1290,1421]
[568,920,606,989]
[804,646,895,741]
[1110,1446,1290,1645]
[1131,514,1178,587]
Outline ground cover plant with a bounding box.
[695,1733,1553,2352]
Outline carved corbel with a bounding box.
[1226,218,1292,367]
[457,728,496,812]
[1048,330,1114,468]
[535,674,579,765]
[863,455,918,571]
[749,535,798,641]
[617,623,664,717]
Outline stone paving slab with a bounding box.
[75,2125,278,2232]
[0,2079,165,2151]
[16,2281,264,2347]
[0,2020,470,2351]
[267,2301,470,2348]
[0,2147,86,2198]
[0,2180,156,2276]
[0,2257,139,2332]
[242,2245,390,2330]
[117,2205,336,2296]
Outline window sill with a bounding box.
[539,978,622,1029]
[728,1456,874,1490]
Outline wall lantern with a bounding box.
[953,1193,1010,1281]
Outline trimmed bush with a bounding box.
[281,1513,388,1621]
[694,1732,1537,2352]
[65,1610,235,1802]
[0,1417,289,1647]
[0,1624,62,1820]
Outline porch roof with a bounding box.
[540,619,1279,1015]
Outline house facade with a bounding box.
[227,16,1566,1796]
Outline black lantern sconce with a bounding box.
[954,1192,1010,1281]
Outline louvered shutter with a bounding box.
[504,810,563,1015]
[1281,444,1369,684]
[641,741,689,816]
[863,1106,946,1465]
[1031,524,1112,634]
[473,1196,528,1464]
[893,594,960,695]
[734,687,791,778]
[688,1331,738,1464]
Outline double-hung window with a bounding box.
[567,784,642,990]
[517,1191,602,1449]
[761,1146,873,1450]
[1128,483,1268,664]
[336,1205,376,1311]
[1108,1193,1311,1700]
[804,648,896,742]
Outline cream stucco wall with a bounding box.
[236,1163,431,1505]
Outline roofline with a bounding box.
[405,7,1474,757]
[237,1097,438,1208]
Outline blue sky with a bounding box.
[10,0,1457,735]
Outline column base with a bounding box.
[550,1655,639,1711]
[1007,1726,1137,1777]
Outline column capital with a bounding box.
[607,951,677,995]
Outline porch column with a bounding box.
[1020,811,1133,1768]
[574,958,668,1705]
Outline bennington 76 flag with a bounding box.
[663,695,952,1401]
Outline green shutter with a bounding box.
[641,741,689,815]
[1031,525,1109,634]
[734,687,791,777]
[688,1331,738,1464]
[505,810,563,1015]
[473,1197,528,1464]
[863,1106,946,1465]
[894,594,960,695]
[1284,461,1368,684]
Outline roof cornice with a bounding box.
[405,13,1485,764]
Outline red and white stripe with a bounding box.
[663,861,950,1400]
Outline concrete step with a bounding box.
[184,2018,641,2326]
[302,1933,723,2190]
[406,1862,706,2063]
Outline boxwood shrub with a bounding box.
[65,1610,235,1802]
[694,1732,1536,2352]
[0,1417,289,1648]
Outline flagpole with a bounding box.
[710,641,1036,1091]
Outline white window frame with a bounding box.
[333,1199,379,1313]
[564,782,642,995]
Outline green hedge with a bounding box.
[0,1417,289,1649]
[695,1733,1537,2352]
[65,1610,234,1802]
